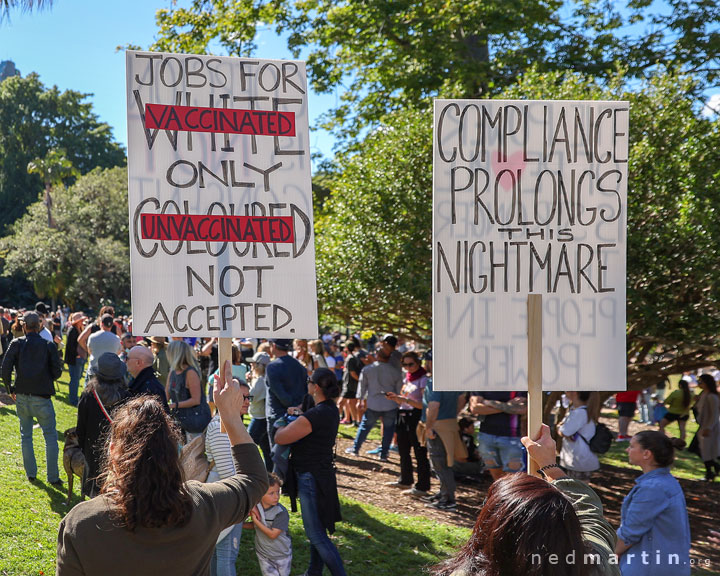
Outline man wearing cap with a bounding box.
[1,311,63,484]
[125,345,169,411]
[265,339,308,449]
[87,314,121,377]
[381,334,402,373]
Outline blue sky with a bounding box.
[2,0,718,159]
[0,0,338,161]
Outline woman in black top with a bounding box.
[275,368,346,576]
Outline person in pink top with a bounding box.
[386,351,431,498]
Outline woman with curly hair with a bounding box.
[56,362,268,576]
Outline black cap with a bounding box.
[101,314,114,328]
[423,349,433,361]
[382,334,398,347]
[269,338,293,351]
[34,302,49,316]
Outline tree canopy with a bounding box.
[0,73,125,231]
[1,167,130,310]
[151,0,720,139]
[314,109,432,341]
[315,69,720,386]
[0,0,51,21]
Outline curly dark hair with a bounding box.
[99,396,193,531]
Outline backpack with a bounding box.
[578,422,613,454]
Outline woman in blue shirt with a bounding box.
[616,431,690,576]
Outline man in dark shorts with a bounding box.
[340,343,364,425]
[616,390,640,441]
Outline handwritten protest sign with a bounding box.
[433,100,628,391]
[126,51,317,337]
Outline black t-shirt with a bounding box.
[342,355,362,387]
[291,400,339,472]
[209,343,218,377]
[474,391,527,437]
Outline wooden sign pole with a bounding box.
[527,294,543,476]
[218,337,233,433]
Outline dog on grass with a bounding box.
[63,427,86,504]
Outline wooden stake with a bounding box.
[527,294,543,476]
[218,337,233,433]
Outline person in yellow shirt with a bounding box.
[659,379,695,443]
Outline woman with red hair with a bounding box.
[430,424,619,576]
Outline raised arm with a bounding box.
[523,425,619,571]
[205,361,268,527]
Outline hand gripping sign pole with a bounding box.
[218,337,232,433]
[527,294,543,476]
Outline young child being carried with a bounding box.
[245,473,293,576]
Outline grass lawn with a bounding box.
[599,417,706,481]
[0,369,469,576]
[2,369,717,575]
[599,379,708,481]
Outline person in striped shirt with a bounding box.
[205,377,253,576]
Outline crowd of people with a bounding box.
[1,301,719,575]
[612,373,720,481]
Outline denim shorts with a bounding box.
[476,431,526,473]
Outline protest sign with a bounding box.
[433,100,628,391]
[126,51,317,338]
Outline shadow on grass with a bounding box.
[334,499,460,573]
[0,405,16,417]
[21,474,85,520]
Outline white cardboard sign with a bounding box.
[126,51,317,338]
[432,100,627,391]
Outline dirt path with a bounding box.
[333,429,720,574]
